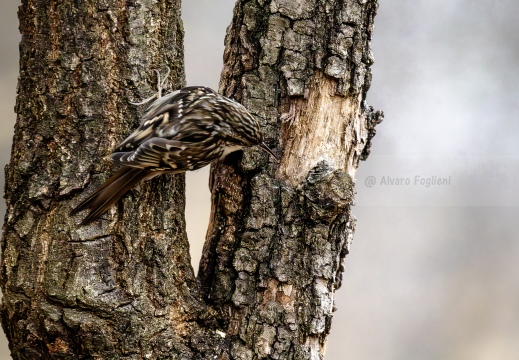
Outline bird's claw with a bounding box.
[129,66,171,106]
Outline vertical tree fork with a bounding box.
[2,0,382,359]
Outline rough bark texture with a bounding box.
[2,0,382,359]
[199,0,382,359]
[1,1,225,359]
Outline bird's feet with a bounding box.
[130,66,171,106]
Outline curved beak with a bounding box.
[259,142,279,163]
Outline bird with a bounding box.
[71,86,277,225]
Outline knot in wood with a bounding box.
[304,161,354,223]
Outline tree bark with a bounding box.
[2,0,382,359]
[0,0,216,358]
[199,0,382,359]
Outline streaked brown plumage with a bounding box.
[71,86,276,225]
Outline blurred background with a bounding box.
[1,0,518,359]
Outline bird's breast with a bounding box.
[220,144,244,158]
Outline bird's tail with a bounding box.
[71,166,150,225]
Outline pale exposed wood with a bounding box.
[277,72,368,186]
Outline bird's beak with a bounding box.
[259,142,279,163]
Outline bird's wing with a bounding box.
[111,136,224,172]
[114,87,219,154]
[143,86,217,121]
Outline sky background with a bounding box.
[1,0,519,359]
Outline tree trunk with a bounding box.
[0,0,212,358]
[199,0,382,358]
[2,0,381,359]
